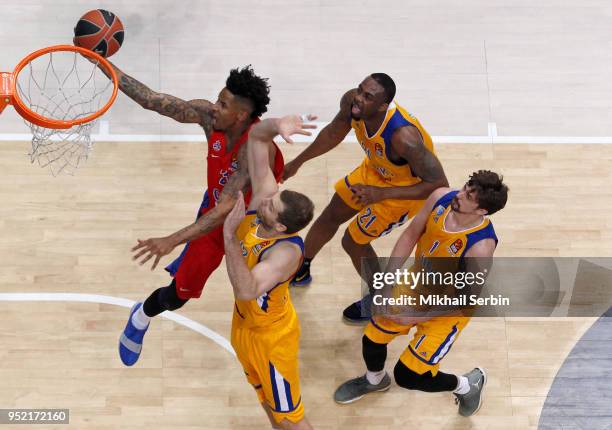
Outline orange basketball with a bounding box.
[74,9,124,58]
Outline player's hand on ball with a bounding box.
[351,184,385,205]
[132,236,176,270]
[223,191,246,236]
[277,114,317,144]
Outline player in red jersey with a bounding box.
[103,62,283,366]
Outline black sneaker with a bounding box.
[290,261,312,287]
[290,271,312,287]
[342,294,372,325]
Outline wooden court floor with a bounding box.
[0,140,610,429]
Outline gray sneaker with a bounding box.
[454,367,487,417]
[334,373,391,404]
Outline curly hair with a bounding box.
[225,65,270,119]
[467,170,509,215]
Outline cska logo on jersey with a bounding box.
[374,143,383,158]
[212,139,222,152]
[448,239,463,255]
[219,169,230,186]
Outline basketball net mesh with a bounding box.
[15,51,115,175]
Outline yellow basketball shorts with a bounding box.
[231,313,304,424]
[334,161,425,245]
[364,315,470,376]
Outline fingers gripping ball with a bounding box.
[74,9,124,58]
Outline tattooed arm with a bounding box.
[383,126,449,199]
[350,126,449,205]
[101,61,213,133]
[131,144,251,269]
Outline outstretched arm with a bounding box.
[132,143,252,269]
[282,90,353,182]
[247,115,316,210]
[101,60,213,131]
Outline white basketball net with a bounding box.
[15,51,115,175]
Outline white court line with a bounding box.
[0,292,236,357]
[1,120,612,144]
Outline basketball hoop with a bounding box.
[1,45,118,175]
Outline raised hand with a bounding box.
[277,114,318,144]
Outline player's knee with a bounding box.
[158,282,188,311]
[393,360,424,391]
[341,229,357,252]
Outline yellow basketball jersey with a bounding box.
[232,211,304,330]
[351,102,436,186]
[390,191,498,312]
[416,191,498,270]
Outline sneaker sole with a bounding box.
[342,315,370,326]
[290,279,312,287]
[334,382,392,405]
[290,274,312,287]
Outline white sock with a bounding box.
[453,375,470,395]
[131,304,151,330]
[366,369,385,385]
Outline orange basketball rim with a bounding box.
[0,44,118,129]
